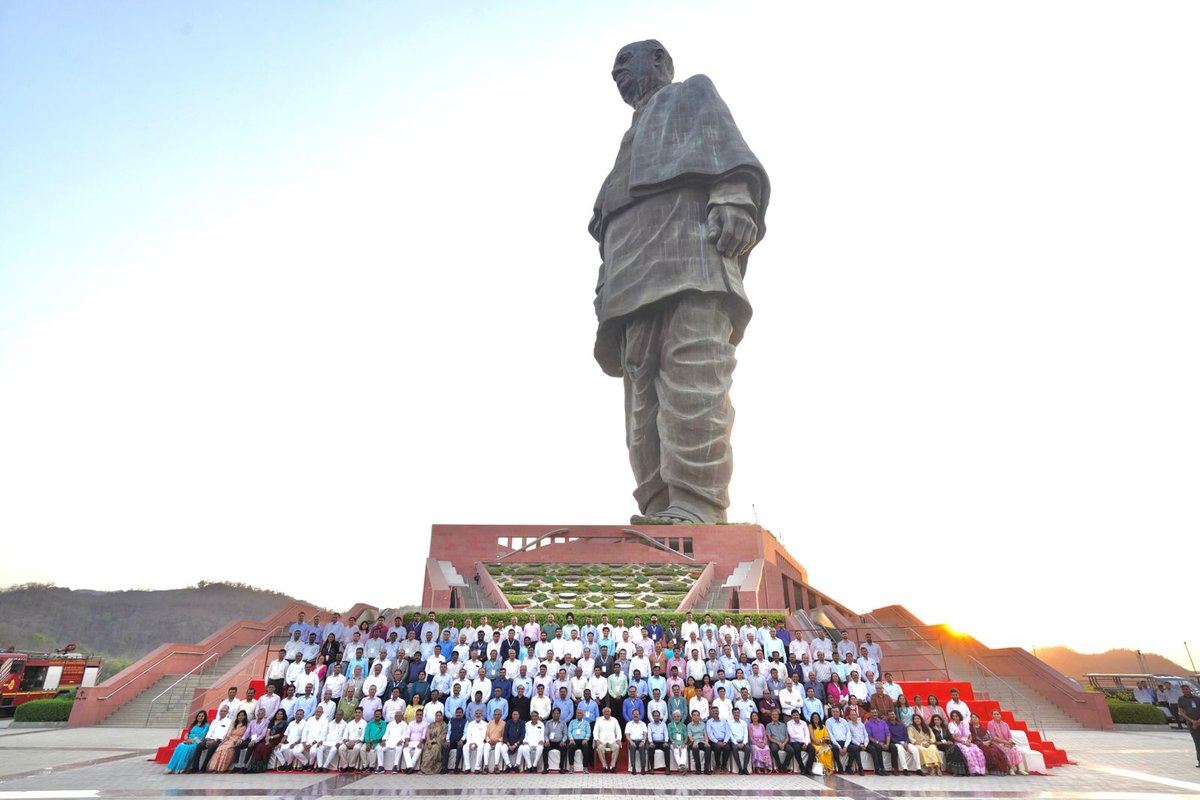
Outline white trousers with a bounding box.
[519,744,543,769]
[401,745,423,770]
[895,743,922,772]
[462,743,487,771]
[317,744,340,769]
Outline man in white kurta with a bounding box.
[381,711,409,773]
[464,709,489,773]
[519,711,546,771]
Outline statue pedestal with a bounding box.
[425,523,809,613]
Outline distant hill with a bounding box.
[0,581,309,679]
[1034,645,1193,679]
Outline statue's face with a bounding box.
[612,42,668,108]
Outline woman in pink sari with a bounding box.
[948,710,986,775]
[986,710,1027,774]
[748,711,772,772]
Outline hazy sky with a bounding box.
[2,1,1197,669]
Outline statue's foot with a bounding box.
[630,506,704,525]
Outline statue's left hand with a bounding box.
[706,204,758,258]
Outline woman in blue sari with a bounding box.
[166,711,209,774]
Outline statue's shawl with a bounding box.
[592,74,770,244]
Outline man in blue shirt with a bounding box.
[502,710,525,773]
[443,708,467,773]
[444,685,467,720]
[727,706,750,774]
[645,615,664,643]
[825,705,852,774]
[492,669,512,700]
[577,690,600,723]
[646,709,669,773]
[486,688,509,722]
[566,708,593,773]
[622,687,645,726]
[552,686,575,722]
[704,707,732,773]
[466,690,488,722]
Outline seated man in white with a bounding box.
[381,711,408,773]
[463,708,490,773]
[519,710,546,772]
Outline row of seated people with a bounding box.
[165,678,1029,776]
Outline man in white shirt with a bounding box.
[564,630,584,660]
[593,706,622,773]
[625,708,649,774]
[216,686,243,721]
[588,667,609,704]
[856,647,879,682]
[778,679,804,718]
[530,684,552,721]
[689,693,710,721]
[680,613,700,643]
[338,707,367,771]
[463,708,489,773]
[318,709,347,771]
[281,709,306,769]
[945,688,971,721]
[712,687,733,720]
[810,630,834,662]
[324,664,347,701]
[285,654,307,690]
[788,635,810,662]
[629,647,651,684]
[381,711,409,773]
[317,688,336,721]
[265,649,290,695]
[519,710,546,772]
[296,706,328,769]
[863,634,884,670]
[383,688,406,724]
[297,662,321,698]
[195,706,233,772]
[836,630,857,661]
[881,673,904,702]
[846,670,870,703]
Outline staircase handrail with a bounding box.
[964,654,1045,729]
[144,625,284,726]
[982,649,1089,705]
[97,618,279,702]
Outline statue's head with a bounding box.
[612,40,673,109]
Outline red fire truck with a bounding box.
[0,646,103,716]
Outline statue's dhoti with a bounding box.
[620,292,735,522]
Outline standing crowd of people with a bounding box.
[164,610,1031,777]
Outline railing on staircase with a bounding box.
[145,625,282,727]
[960,654,1044,732]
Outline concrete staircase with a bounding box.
[459,581,494,609]
[98,646,255,728]
[941,650,1084,730]
[693,560,760,611]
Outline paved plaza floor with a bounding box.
[1,722,1198,800]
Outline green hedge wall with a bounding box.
[1107,699,1167,725]
[13,699,73,722]
[399,610,792,630]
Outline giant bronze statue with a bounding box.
[590,40,769,524]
